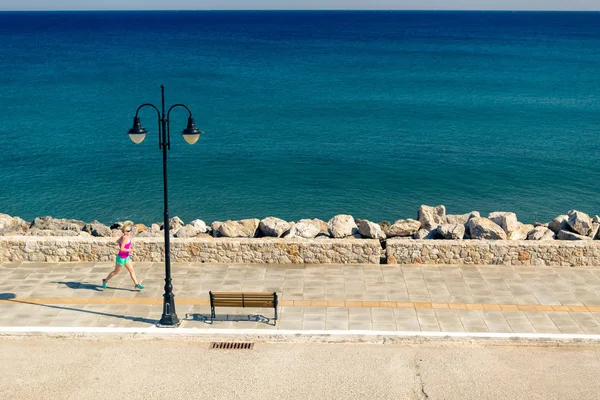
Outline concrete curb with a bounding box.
[2,327,600,345]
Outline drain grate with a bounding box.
[210,342,254,350]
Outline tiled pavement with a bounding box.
[2,262,600,334]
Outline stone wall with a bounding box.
[3,236,600,266]
[0,237,382,264]
[386,239,600,266]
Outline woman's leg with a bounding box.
[124,261,139,286]
[104,264,122,282]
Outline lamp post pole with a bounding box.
[127,85,202,327]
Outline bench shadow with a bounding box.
[184,313,276,326]
[53,281,138,292]
[3,296,159,326]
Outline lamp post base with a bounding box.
[158,292,180,327]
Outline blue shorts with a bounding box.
[116,255,131,266]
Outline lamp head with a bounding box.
[181,116,202,145]
[127,116,147,144]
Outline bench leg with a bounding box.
[211,306,215,323]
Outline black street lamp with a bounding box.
[127,85,202,327]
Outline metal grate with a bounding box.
[210,342,254,350]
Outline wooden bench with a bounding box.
[209,291,278,323]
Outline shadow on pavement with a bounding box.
[53,281,138,292]
[5,297,159,326]
[185,313,275,326]
[0,293,16,300]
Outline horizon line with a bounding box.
[2,9,600,12]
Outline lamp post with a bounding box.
[127,85,202,327]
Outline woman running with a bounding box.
[102,222,144,290]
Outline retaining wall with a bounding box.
[386,239,600,266]
[2,236,600,266]
[0,237,382,264]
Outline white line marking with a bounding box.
[1,326,600,341]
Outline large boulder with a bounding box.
[446,211,480,225]
[437,224,465,240]
[0,214,29,235]
[190,219,208,234]
[417,205,446,231]
[557,230,593,241]
[168,216,185,231]
[357,220,386,239]
[259,217,291,238]
[82,221,111,237]
[30,216,85,232]
[218,219,260,238]
[174,224,198,238]
[413,229,436,240]
[548,215,570,234]
[507,224,535,241]
[466,217,507,240]
[488,212,520,234]
[286,219,321,239]
[386,219,421,237]
[527,226,555,241]
[328,215,358,238]
[567,210,593,236]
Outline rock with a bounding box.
[211,221,223,237]
[386,219,421,237]
[189,219,208,234]
[150,223,161,233]
[588,223,599,240]
[218,219,260,238]
[286,219,322,239]
[82,221,111,237]
[594,216,600,224]
[437,224,465,240]
[137,230,161,238]
[527,226,555,241]
[357,220,386,239]
[327,215,358,238]
[567,210,593,236]
[508,224,535,240]
[446,211,480,225]
[92,224,111,237]
[169,216,185,231]
[418,205,446,231]
[548,215,570,234]
[488,212,520,234]
[466,217,507,240]
[134,223,148,234]
[557,229,593,241]
[30,216,85,232]
[28,228,79,237]
[174,225,198,238]
[0,214,29,235]
[413,229,436,240]
[259,217,291,238]
[378,221,391,233]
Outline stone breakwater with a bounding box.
[0,205,599,265]
[1,205,598,242]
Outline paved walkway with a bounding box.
[2,262,600,334]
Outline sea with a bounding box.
[0,10,599,226]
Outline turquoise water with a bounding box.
[0,11,599,225]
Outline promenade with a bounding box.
[2,262,600,336]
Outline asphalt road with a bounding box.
[1,338,599,400]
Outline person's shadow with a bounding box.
[54,282,137,292]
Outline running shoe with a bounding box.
[102,279,107,289]
[135,284,144,290]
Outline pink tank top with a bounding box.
[118,237,131,258]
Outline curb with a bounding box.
[2,327,600,345]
